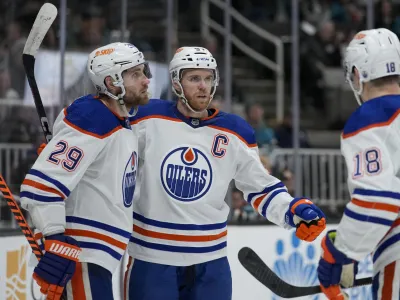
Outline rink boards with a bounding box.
[0,225,373,300]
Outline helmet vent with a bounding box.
[115,61,131,66]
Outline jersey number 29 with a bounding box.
[353,148,381,178]
[47,141,84,172]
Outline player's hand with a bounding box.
[318,230,357,300]
[33,234,81,300]
[285,198,326,241]
[37,143,46,155]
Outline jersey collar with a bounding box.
[172,104,219,128]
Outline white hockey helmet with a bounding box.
[169,46,219,113]
[344,28,400,105]
[87,42,152,102]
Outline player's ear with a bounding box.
[104,76,114,89]
[104,76,118,94]
[173,82,181,93]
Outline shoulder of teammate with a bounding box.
[212,111,257,148]
[130,98,175,124]
[342,94,400,141]
[63,94,126,139]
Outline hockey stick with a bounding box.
[23,2,57,143]
[238,247,373,298]
[0,175,43,260]
[19,3,68,299]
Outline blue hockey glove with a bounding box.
[33,234,81,300]
[285,198,326,241]
[318,230,357,300]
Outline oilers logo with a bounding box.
[122,151,138,207]
[160,146,213,202]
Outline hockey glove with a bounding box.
[37,143,46,155]
[33,234,81,300]
[285,198,326,241]
[318,230,358,300]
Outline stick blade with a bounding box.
[238,247,305,298]
[23,3,58,57]
[238,247,373,298]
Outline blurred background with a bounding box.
[0,0,397,231]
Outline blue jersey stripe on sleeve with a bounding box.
[29,169,71,197]
[66,216,131,239]
[20,191,63,202]
[261,189,288,217]
[247,182,285,203]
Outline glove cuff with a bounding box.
[44,235,81,262]
[285,197,314,227]
[322,230,352,264]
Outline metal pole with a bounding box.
[59,0,67,114]
[223,0,233,216]
[166,0,174,100]
[291,0,301,197]
[200,0,210,41]
[121,0,128,42]
[224,0,232,113]
[276,42,284,123]
[366,0,374,30]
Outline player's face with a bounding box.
[180,69,214,111]
[122,64,150,106]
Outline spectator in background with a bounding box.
[231,187,260,223]
[245,101,275,148]
[300,20,344,112]
[4,20,28,99]
[259,153,273,174]
[71,6,108,51]
[375,0,400,37]
[0,56,18,100]
[277,168,295,195]
[300,0,331,25]
[330,0,351,23]
[275,113,310,148]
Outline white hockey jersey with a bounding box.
[20,94,138,273]
[127,99,294,266]
[335,95,400,274]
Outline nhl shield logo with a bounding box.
[122,151,138,207]
[160,146,213,202]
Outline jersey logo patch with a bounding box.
[123,151,138,207]
[160,146,213,202]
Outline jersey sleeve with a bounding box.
[335,125,400,261]
[233,135,293,228]
[20,113,107,236]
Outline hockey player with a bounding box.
[21,42,151,300]
[124,46,327,299]
[317,28,400,300]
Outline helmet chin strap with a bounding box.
[348,75,364,106]
[104,81,131,117]
[173,81,214,114]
